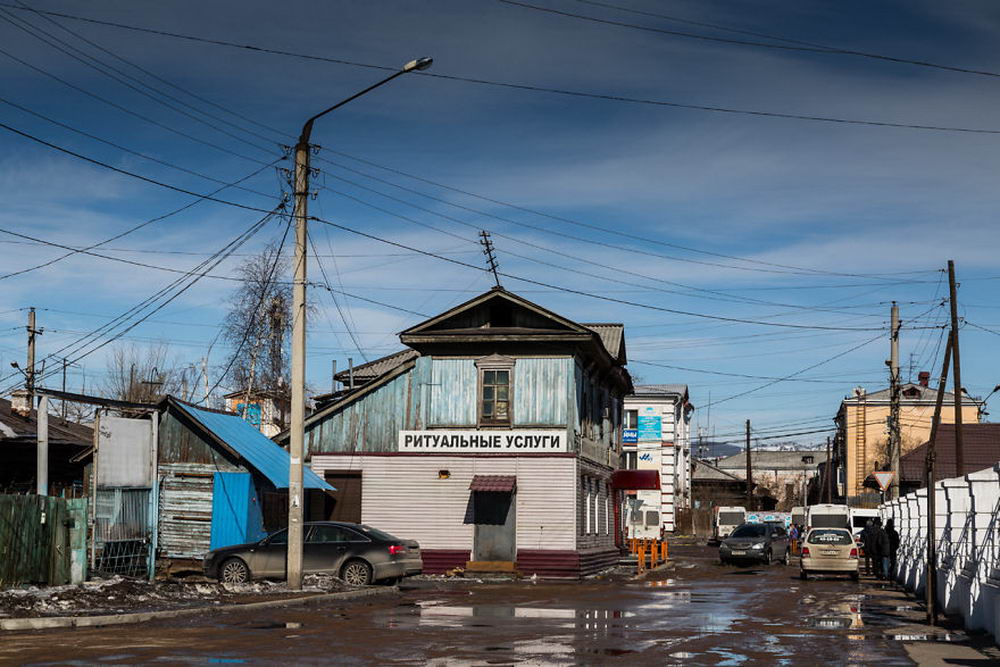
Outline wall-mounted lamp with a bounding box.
[438,470,450,479]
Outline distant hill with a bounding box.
[691,440,742,460]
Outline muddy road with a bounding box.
[1,543,990,665]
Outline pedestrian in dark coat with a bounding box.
[871,518,890,580]
[885,519,900,580]
[861,519,875,576]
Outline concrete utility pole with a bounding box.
[36,393,48,495]
[26,307,40,404]
[825,436,832,503]
[925,331,953,626]
[287,56,432,591]
[202,357,209,405]
[745,419,752,510]
[947,260,965,477]
[888,302,901,500]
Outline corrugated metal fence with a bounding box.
[91,488,154,578]
[0,495,86,589]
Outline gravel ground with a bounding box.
[0,573,352,619]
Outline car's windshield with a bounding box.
[807,529,853,545]
[811,514,849,528]
[730,525,766,538]
[719,512,744,525]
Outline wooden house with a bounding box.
[280,287,632,578]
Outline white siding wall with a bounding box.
[310,455,577,551]
[624,395,690,534]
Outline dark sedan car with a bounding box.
[719,523,790,566]
[204,521,422,586]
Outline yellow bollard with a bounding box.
[661,540,668,562]
[636,543,646,574]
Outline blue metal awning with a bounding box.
[174,401,333,491]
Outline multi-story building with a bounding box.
[280,287,632,578]
[622,385,693,536]
[835,373,979,500]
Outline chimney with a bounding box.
[10,389,31,417]
[918,371,930,388]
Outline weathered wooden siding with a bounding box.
[158,462,220,559]
[576,458,616,551]
[306,359,429,455]
[158,412,219,464]
[309,455,577,550]
[513,357,571,426]
[428,358,476,426]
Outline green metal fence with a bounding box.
[0,495,87,589]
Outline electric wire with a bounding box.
[2,3,999,136]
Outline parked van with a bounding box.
[791,506,806,529]
[806,504,850,530]
[849,508,878,538]
[713,506,746,542]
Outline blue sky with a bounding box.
[1,0,999,448]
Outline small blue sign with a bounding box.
[639,452,653,462]
[637,415,662,441]
[622,428,638,444]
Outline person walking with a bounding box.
[871,518,890,580]
[861,519,875,576]
[885,518,900,581]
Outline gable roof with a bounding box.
[900,423,1000,482]
[842,383,977,406]
[582,323,626,363]
[693,458,745,482]
[0,397,92,446]
[401,287,590,337]
[170,399,332,491]
[333,349,419,384]
[715,449,824,470]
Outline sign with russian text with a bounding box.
[622,428,638,444]
[636,415,662,441]
[398,430,568,453]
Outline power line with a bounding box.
[568,0,1000,79]
[0,119,902,333]
[3,3,999,136]
[317,153,939,280]
[0,209,280,393]
[701,333,885,409]
[0,94,281,200]
[0,159,281,282]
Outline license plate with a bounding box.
[731,550,747,556]
[822,551,839,557]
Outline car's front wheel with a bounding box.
[220,557,250,584]
[341,559,373,586]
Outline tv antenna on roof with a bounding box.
[479,230,501,288]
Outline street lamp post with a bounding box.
[287,57,432,591]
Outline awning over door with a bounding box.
[469,475,517,492]
[611,470,660,490]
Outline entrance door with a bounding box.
[324,472,362,523]
[471,491,516,561]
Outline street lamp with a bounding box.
[287,57,432,591]
[979,384,1000,419]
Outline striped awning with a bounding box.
[469,475,517,493]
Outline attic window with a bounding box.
[903,387,921,398]
[476,355,514,426]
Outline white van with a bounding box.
[849,508,878,538]
[791,506,806,529]
[806,504,850,530]
[713,506,746,542]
